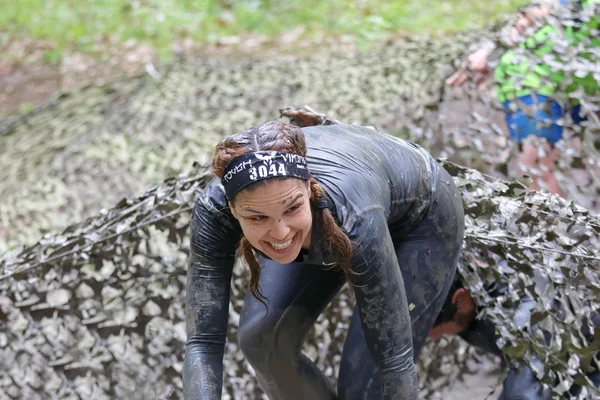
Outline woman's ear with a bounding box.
[228,201,239,219]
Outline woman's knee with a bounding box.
[238,315,276,370]
[238,308,308,372]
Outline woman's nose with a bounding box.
[269,219,291,240]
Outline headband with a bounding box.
[221,151,309,200]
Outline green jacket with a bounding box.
[495,0,599,102]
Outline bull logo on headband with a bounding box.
[249,151,288,180]
[254,151,278,165]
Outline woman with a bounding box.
[183,121,465,400]
[447,0,599,196]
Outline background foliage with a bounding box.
[0,0,526,61]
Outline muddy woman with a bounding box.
[183,121,465,400]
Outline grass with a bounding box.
[0,0,528,62]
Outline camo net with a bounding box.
[1,6,599,398]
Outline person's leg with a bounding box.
[337,167,464,399]
[497,354,600,399]
[238,258,346,400]
[500,365,551,400]
[499,321,600,399]
[519,141,563,196]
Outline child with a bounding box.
[447,0,599,196]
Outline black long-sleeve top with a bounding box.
[184,124,442,399]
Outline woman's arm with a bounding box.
[348,208,417,400]
[183,180,242,399]
[184,257,232,399]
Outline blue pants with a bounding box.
[503,94,585,145]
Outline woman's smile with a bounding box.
[230,179,313,264]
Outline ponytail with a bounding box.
[308,177,355,279]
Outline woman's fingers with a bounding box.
[446,69,469,87]
[445,69,461,86]
[446,68,492,87]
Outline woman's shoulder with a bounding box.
[193,177,231,218]
[190,177,242,258]
[324,187,387,239]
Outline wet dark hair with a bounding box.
[212,121,355,305]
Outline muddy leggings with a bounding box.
[236,173,463,400]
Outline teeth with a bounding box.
[270,238,293,250]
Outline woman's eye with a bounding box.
[250,216,266,221]
[287,206,299,213]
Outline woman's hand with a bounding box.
[445,46,492,87]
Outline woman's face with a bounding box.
[230,178,313,264]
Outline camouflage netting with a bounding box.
[1,8,599,399]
